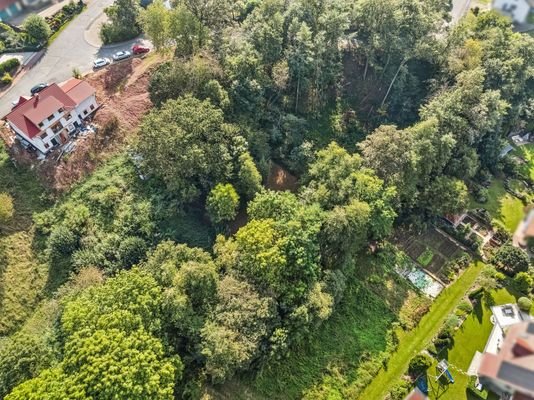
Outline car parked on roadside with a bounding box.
[112,50,131,61]
[132,45,150,55]
[93,57,111,69]
[30,83,48,95]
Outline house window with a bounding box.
[51,122,63,134]
[47,114,55,122]
[38,122,44,128]
[44,143,49,149]
[90,105,95,110]
[58,107,64,113]
[40,132,48,140]
[83,110,88,115]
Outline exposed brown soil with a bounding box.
[266,162,299,192]
[1,55,162,193]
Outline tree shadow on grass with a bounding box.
[473,297,484,323]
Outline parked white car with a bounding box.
[93,58,111,69]
[112,51,131,61]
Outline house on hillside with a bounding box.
[3,78,98,155]
[493,0,534,24]
[477,319,534,400]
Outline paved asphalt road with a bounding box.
[0,0,148,116]
[0,0,473,117]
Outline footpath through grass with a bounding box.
[360,261,485,400]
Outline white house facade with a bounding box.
[3,79,98,155]
[492,0,534,23]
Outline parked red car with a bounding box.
[132,45,150,55]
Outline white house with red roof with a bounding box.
[3,78,98,155]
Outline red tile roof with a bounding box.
[61,79,96,105]
[0,0,19,9]
[4,79,95,139]
[479,322,534,398]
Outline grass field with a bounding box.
[469,180,524,233]
[359,261,485,400]
[0,143,50,335]
[513,143,534,181]
[427,288,519,400]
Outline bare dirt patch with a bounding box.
[266,162,299,192]
[1,55,162,192]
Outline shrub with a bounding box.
[23,14,51,44]
[48,225,79,256]
[434,337,452,349]
[468,287,485,299]
[0,192,14,223]
[492,245,530,276]
[72,67,82,79]
[117,236,148,268]
[0,58,20,75]
[444,314,460,330]
[408,354,432,376]
[1,72,12,85]
[387,379,412,400]
[514,272,533,294]
[518,297,532,312]
[457,300,473,314]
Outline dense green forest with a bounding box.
[0,0,533,399]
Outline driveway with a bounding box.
[0,0,149,116]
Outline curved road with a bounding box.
[0,0,148,116]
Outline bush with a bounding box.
[518,297,532,312]
[117,236,148,268]
[492,245,530,276]
[444,314,460,330]
[48,225,79,256]
[457,300,473,314]
[514,272,533,294]
[23,14,51,44]
[0,192,14,223]
[468,287,485,299]
[1,72,13,85]
[408,354,432,376]
[0,58,20,75]
[387,379,412,400]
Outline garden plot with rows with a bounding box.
[394,228,469,284]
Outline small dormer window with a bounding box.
[47,114,55,122]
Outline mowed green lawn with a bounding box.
[469,180,524,233]
[359,261,485,400]
[513,143,534,181]
[427,288,517,400]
